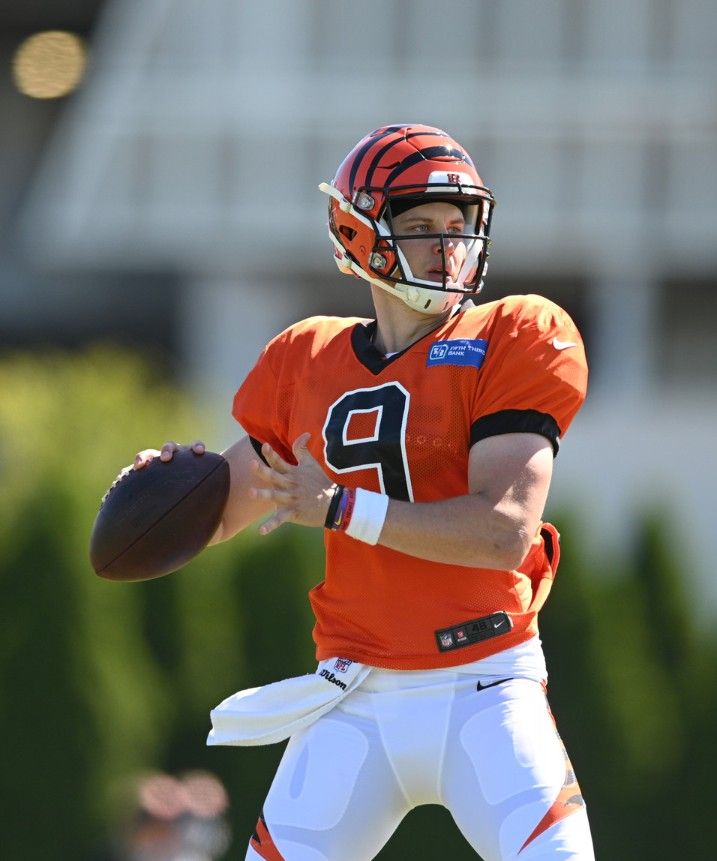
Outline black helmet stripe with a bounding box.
[383,146,474,189]
[347,125,406,194]
[362,130,445,191]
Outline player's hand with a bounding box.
[251,433,335,535]
[134,440,205,469]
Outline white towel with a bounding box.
[207,657,371,747]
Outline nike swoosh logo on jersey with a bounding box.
[552,338,577,351]
[476,677,512,692]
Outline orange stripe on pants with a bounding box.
[250,811,286,861]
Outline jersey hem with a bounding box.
[316,630,535,671]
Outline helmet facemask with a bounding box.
[364,185,493,314]
[385,189,490,282]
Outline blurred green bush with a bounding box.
[0,348,714,860]
[0,348,320,859]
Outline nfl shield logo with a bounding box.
[334,658,352,673]
[440,632,454,648]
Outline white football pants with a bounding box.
[245,672,595,861]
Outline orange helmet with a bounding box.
[319,124,495,314]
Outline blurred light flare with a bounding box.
[12,31,87,99]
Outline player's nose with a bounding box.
[433,235,456,254]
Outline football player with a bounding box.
[137,124,595,860]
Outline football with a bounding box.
[90,447,230,581]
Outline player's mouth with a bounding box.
[424,266,455,284]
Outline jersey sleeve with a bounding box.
[470,295,588,454]
[232,329,295,464]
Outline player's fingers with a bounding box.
[160,440,180,462]
[261,443,291,474]
[134,448,161,469]
[292,432,312,461]
[250,486,293,505]
[191,440,206,455]
[258,507,291,536]
[251,458,293,489]
[268,472,294,491]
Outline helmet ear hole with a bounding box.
[339,225,357,241]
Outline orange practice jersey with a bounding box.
[233,294,588,670]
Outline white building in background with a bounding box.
[20,0,717,615]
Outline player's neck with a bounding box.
[370,288,454,355]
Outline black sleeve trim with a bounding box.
[470,409,561,456]
[249,436,269,465]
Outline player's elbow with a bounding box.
[495,533,532,570]
[477,517,533,570]
[467,538,526,571]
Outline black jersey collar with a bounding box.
[352,320,431,375]
[351,303,471,375]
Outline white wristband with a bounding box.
[344,488,389,545]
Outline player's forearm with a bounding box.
[208,436,275,545]
[207,520,226,546]
[209,489,271,545]
[378,494,534,570]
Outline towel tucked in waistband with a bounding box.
[207,657,370,747]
